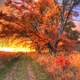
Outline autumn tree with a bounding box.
[0,0,79,54]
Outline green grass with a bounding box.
[30,59,52,80]
[0,59,18,80]
[23,56,52,80]
[0,56,52,80]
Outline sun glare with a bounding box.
[0,47,35,52]
[0,48,13,52]
[34,0,39,2]
[0,37,36,53]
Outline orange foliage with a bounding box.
[0,51,20,58]
[55,53,71,69]
[68,52,80,68]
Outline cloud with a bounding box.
[0,0,5,4]
[73,21,80,32]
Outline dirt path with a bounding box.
[27,63,36,80]
[4,62,19,80]
[4,60,36,80]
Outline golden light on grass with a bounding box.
[0,37,35,53]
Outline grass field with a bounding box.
[0,55,52,80]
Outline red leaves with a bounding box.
[56,54,71,69]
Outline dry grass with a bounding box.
[27,51,80,79]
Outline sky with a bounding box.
[72,5,80,32]
[57,0,80,32]
[0,0,5,4]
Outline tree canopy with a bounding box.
[0,0,79,54]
